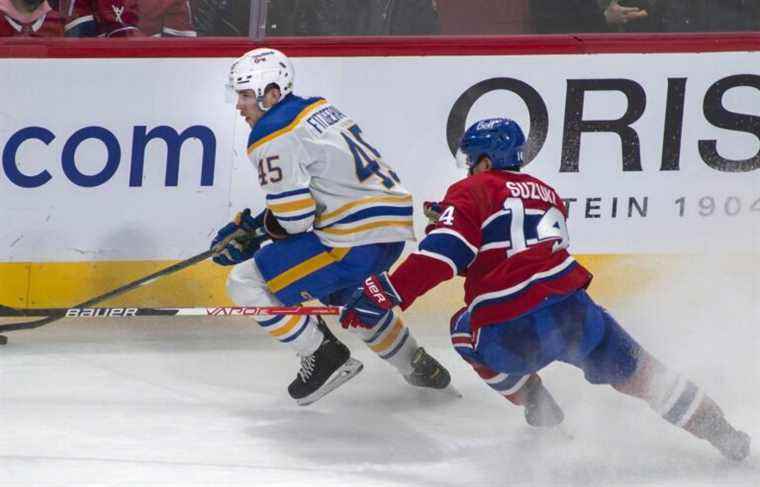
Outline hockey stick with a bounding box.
[0,227,266,337]
[0,305,341,319]
[0,249,215,334]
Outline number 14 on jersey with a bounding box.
[504,198,570,257]
[440,197,570,257]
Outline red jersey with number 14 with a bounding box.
[392,169,592,334]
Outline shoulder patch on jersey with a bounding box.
[247,95,327,154]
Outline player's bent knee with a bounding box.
[610,351,662,397]
[226,261,281,308]
[449,308,477,362]
[579,309,643,386]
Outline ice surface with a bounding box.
[1,258,758,486]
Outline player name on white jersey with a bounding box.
[306,105,348,133]
[249,96,415,248]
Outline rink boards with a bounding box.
[1,47,758,308]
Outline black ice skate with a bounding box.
[403,347,452,389]
[522,376,565,428]
[288,318,363,406]
[697,413,751,462]
[683,396,751,461]
[710,426,751,462]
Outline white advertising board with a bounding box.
[1,52,758,262]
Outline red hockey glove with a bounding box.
[339,273,402,329]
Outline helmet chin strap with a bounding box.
[257,94,285,112]
[257,98,271,112]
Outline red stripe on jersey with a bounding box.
[473,363,498,380]
[472,262,592,333]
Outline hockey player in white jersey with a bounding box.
[210,47,451,406]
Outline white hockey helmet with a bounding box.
[226,48,295,107]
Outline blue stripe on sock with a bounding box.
[364,312,394,344]
[379,328,410,360]
[257,315,285,327]
[281,318,309,343]
[664,381,698,425]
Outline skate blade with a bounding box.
[442,383,463,398]
[526,418,573,439]
[526,422,575,442]
[557,423,575,440]
[296,358,364,407]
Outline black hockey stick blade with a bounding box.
[0,305,28,317]
[0,305,182,318]
[0,249,214,333]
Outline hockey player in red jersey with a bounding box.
[62,0,141,36]
[0,0,64,36]
[136,0,195,37]
[340,117,751,461]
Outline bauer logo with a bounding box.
[65,308,138,317]
[365,277,387,304]
[447,75,760,173]
[1,125,217,188]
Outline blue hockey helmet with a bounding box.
[456,118,526,171]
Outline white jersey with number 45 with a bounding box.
[246,94,415,248]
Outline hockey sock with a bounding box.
[649,375,749,460]
[681,395,729,439]
[613,354,749,460]
[352,309,417,375]
[613,354,706,428]
[468,369,564,427]
[613,353,707,429]
[472,366,532,404]
[650,374,705,429]
[256,314,324,356]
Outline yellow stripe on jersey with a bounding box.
[318,219,413,236]
[266,247,351,293]
[267,197,316,214]
[316,194,413,224]
[247,99,329,154]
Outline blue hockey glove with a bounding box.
[210,209,268,266]
[339,272,402,330]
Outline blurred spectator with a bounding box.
[0,0,64,36]
[137,0,195,36]
[192,0,249,36]
[266,0,439,36]
[369,0,439,35]
[62,0,141,36]
[531,0,609,33]
[266,0,342,36]
[602,0,760,32]
[602,0,648,30]
[436,0,530,35]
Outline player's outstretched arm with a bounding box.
[339,237,467,330]
[339,273,402,329]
